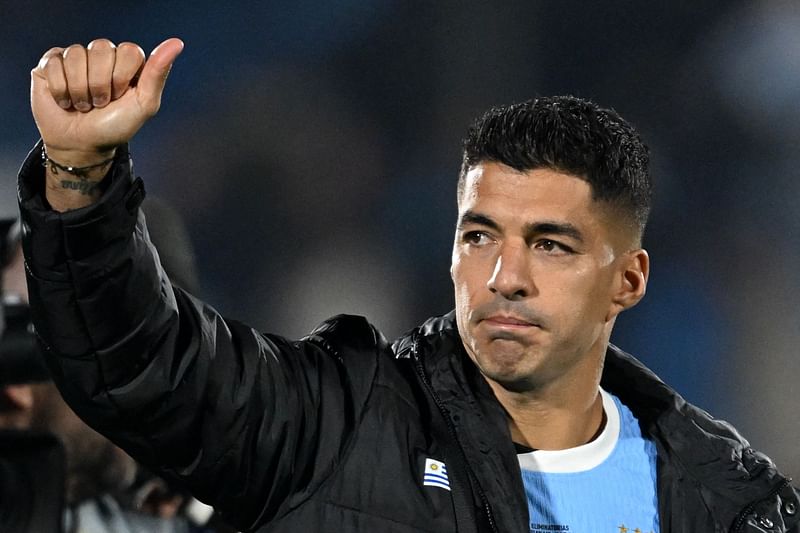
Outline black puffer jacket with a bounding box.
[18,143,800,532]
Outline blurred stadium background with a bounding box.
[1,1,797,478]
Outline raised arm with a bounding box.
[20,39,379,531]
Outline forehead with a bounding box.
[458,162,600,224]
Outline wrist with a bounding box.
[42,145,117,169]
[42,147,115,179]
[41,145,117,212]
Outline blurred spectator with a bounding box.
[0,198,232,532]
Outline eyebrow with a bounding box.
[457,210,585,243]
[457,211,501,232]
[525,221,585,243]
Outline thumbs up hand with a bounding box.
[30,38,184,210]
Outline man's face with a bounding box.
[452,162,643,393]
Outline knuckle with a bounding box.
[43,54,63,72]
[62,46,88,71]
[36,48,63,71]
[41,47,64,61]
[87,38,116,51]
[117,42,146,60]
[62,44,86,58]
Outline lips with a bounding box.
[472,303,542,331]
[482,315,537,328]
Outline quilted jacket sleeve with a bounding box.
[17,142,378,530]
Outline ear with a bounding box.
[607,248,649,321]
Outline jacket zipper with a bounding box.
[411,335,499,533]
[729,476,792,532]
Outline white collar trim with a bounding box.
[516,388,620,473]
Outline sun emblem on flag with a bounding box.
[423,458,450,491]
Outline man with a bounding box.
[16,38,799,532]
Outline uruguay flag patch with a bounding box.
[423,458,450,491]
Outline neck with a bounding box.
[487,346,607,451]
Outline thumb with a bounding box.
[137,38,184,115]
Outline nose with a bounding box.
[486,241,533,300]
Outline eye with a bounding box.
[463,231,494,247]
[534,239,573,255]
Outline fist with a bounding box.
[31,38,184,164]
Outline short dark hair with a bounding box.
[460,95,652,241]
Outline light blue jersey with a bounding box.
[518,389,659,533]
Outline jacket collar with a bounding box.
[602,345,798,530]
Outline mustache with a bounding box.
[471,300,544,326]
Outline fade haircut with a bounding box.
[459,95,652,243]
